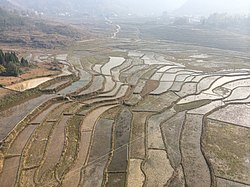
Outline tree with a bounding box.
[12,52,19,63]
[21,57,29,67]
[0,49,4,57]
[0,65,6,74]
[0,50,4,64]
[5,61,20,76]
[4,52,19,64]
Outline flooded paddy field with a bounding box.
[1,33,250,187]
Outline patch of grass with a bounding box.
[203,119,250,183]
[0,151,3,173]
[24,124,62,174]
[101,106,120,120]
[0,88,41,112]
[63,102,81,114]
[109,51,128,58]
[87,55,110,65]
[174,99,211,112]
[55,116,82,181]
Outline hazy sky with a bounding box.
[115,0,187,15]
[6,0,250,16]
[175,0,250,16]
[112,0,250,16]
[124,0,187,12]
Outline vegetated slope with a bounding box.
[0,8,87,48]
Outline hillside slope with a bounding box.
[0,8,87,48]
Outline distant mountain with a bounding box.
[174,0,250,16]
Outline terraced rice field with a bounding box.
[0,49,250,187]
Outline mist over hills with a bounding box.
[3,0,186,16]
[1,0,250,17]
[7,0,95,14]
